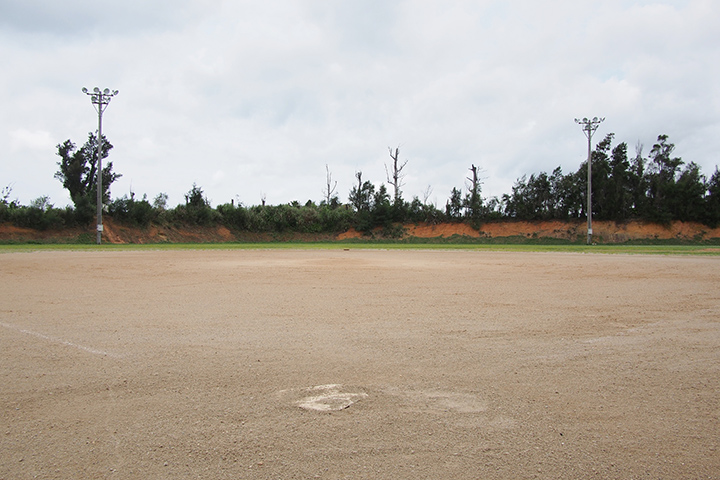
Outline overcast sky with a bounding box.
[2,0,719,209]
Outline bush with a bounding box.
[108,194,156,227]
[217,203,249,230]
[0,202,9,224]
[163,184,221,226]
[8,205,66,230]
[318,205,353,233]
[168,203,220,226]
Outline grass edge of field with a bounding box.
[1,242,719,256]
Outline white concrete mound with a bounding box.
[295,384,368,412]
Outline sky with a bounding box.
[1,0,719,209]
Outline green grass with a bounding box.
[1,242,719,255]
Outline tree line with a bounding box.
[501,134,720,226]
[1,132,719,236]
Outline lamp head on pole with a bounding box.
[575,116,605,137]
[82,86,119,110]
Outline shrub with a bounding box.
[217,203,249,230]
[9,206,65,230]
[108,194,156,227]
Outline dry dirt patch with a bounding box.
[1,250,719,479]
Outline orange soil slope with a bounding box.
[2,219,720,243]
[339,220,720,242]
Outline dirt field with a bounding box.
[1,249,719,479]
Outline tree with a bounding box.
[446,187,463,219]
[185,183,208,208]
[588,133,613,221]
[502,173,554,220]
[348,171,374,211]
[1,184,14,206]
[529,172,553,219]
[153,193,169,211]
[705,167,720,227]
[0,184,16,223]
[629,141,649,217]
[174,183,217,225]
[549,167,571,219]
[385,146,408,204]
[421,185,433,206]
[671,162,706,222]
[30,196,52,212]
[607,142,633,222]
[54,132,121,222]
[646,134,684,222]
[464,164,483,220]
[371,183,392,229]
[322,164,338,206]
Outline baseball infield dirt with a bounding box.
[1,249,719,479]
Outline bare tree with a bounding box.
[421,184,433,206]
[349,170,363,210]
[466,164,483,218]
[635,140,644,161]
[385,146,408,204]
[322,164,338,205]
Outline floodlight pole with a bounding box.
[575,116,604,245]
[82,87,118,244]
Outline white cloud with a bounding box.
[9,129,54,152]
[1,0,718,207]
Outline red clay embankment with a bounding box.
[2,219,720,243]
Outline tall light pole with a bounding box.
[82,87,118,245]
[574,116,604,245]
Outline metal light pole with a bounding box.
[82,87,118,244]
[574,116,604,245]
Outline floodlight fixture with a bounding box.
[575,116,605,245]
[82,86,119,244]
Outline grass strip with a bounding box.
[1,242,719,255]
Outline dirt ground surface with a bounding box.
[1,249,719,479]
